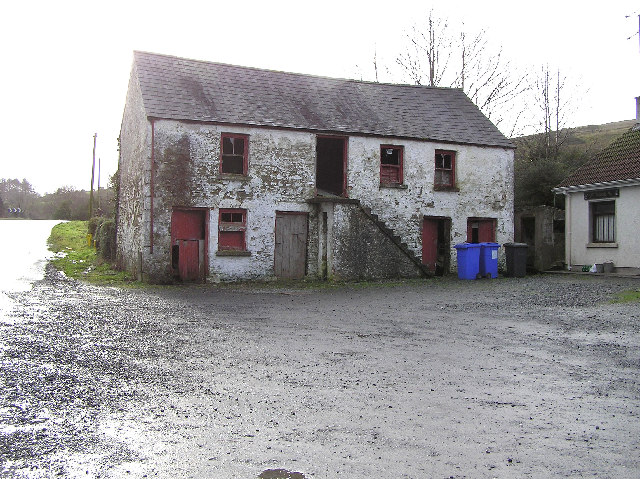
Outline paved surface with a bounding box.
[1,267,639,478]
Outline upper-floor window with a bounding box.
[380,145,403,186]
[220,133,248,175]
[434,149,456,190]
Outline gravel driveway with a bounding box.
[1,266,639,478]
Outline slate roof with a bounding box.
[132,51,514,149]
[555,124,640,188]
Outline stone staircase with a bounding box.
[357,203,432,278]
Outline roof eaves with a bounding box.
[552,177,640,194]
[144,115,515,148]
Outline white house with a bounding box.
[553,100,640,274]
[117,51,515,283]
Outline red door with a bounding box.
[422,217,451,275]
[177,240,200,281]
[467,218,496,243]
[171,209,207,282]
[422,218,439,273]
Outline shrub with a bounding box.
[96,219,116,261]
[88,216,103,236]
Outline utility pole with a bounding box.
[90,133,96,218]
[97,157,101,212]
[626,13,640,52]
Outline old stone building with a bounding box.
[117,51,515,283]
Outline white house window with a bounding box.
[591,201,615,243]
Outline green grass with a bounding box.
[47,221,137,286]
[611,289,640,303]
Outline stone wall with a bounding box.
[347,136,514,271]
[332,203,424,280]
[116,65,150,279]
[119,110,515,282]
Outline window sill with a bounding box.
[219,173,248,180]
[586,242,618,248]
[434,185,459,192]
[380,183,408,189]
[216,250,252,256]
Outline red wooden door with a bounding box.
[467,218,496,243]
[422,218,439,273]
[171,209,206,282]
[177,239,200,281]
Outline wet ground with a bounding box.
[1,265,639,478]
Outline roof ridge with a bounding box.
[133,50,464,93]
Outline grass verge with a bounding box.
[611,289,640,303]
[48,221,137,286]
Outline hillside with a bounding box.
[513,119,637,161]
[512,118,637,209]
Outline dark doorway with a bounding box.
[422,216,451,276]
[521,216,536,268]
[316,136,347,196]
[274,212,308,279]
[171,208,208,282]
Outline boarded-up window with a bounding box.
[380,145,403,185]
[219,209,247,250]
[591,201,615,243]
[221,133,248,175]
[434,150,456,190]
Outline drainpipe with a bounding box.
[150,119,155,254]
[565,193,571,270]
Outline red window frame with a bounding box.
[220,133,248,175]
[218,208,247,251]
[380,145,404,186]
[434,149,456,190]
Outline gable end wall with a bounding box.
[117,65,151,278]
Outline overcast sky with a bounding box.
[1,0,638,194]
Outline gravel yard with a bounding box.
[1,266,639,478]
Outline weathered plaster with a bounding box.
[347,137,514,270]
[119,115,514,282]
[116,65,150,279]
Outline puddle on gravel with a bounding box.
[259,469,307,479]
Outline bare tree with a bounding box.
[396,10,451,87]
[534,65,572,160]
[395,12,529,136]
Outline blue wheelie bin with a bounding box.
[479,242,500,278]
[454,243,481,280]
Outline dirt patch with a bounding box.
[1,267,639,478]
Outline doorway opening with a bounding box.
[171,208,208,282]
[422,216,451,276]
[316,136,347,196]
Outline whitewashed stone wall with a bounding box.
[347,136,514,270]
[144,121,317,282]
[117,66,151,279]
[119,111,514,281]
